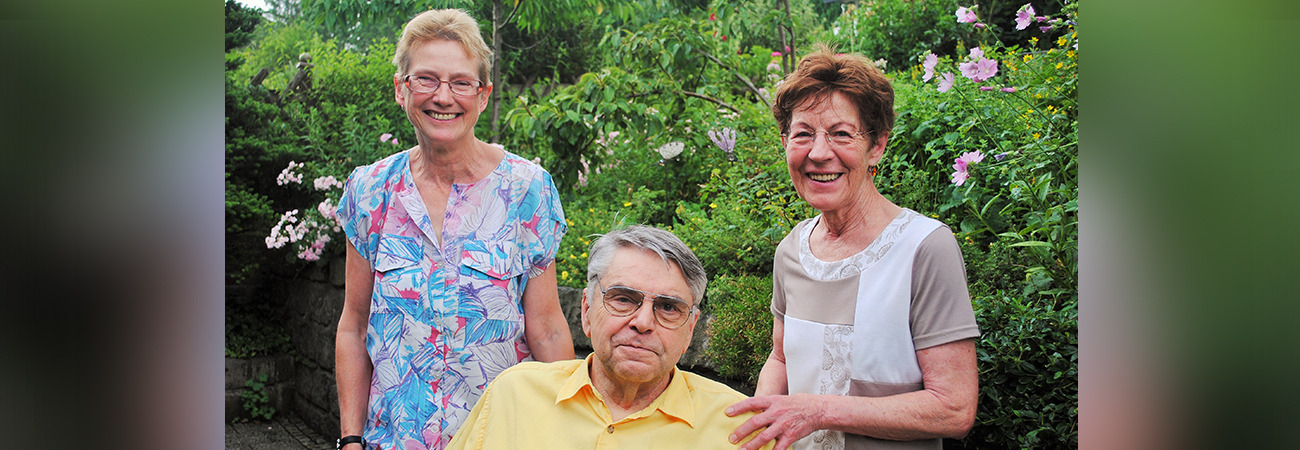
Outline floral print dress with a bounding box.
[337,148,566,449]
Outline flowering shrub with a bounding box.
[890,1,1079,302]
[883,3,1077,447]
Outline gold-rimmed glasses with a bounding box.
[595,275,696,329]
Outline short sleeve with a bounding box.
[909,227,980,350]
[336,164,382,264]
[769,220,806,319]
[520,169,567,279]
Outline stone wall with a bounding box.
[268,257,721,439]
[224,354,294,423]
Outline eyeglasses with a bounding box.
[401,75,484,96]
[595,275,697,329]
[781,129,871,148]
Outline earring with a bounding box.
[868,165,878,177]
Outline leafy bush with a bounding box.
[955,293,1078,449]
[819,0,966,69]
[225,300,293,359]
[674,158,812,278]
[552,197,645,289]
[702,275,774,385]
[884,7,1079,302]
[241,374,278,421]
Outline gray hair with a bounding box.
[585,225,708,306]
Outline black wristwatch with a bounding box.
[336,435,365,449]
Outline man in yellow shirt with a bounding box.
[446,225,771,450]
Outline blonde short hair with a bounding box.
[392,9,493,83]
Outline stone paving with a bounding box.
[226,413,333,449]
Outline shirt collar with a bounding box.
[557,354,698,427]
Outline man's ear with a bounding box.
[580,289,592,338]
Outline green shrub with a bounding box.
[225,301,293,359]
[819,0,965,68]
[241,374,277,421]
[674,159,811,278]
[956,293,1078,449]
[552,198,644,289]
[702,275,774,386]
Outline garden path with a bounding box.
[226,412,332,449]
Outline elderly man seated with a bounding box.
[446,225,771,449]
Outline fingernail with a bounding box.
[725,407,734,415]
[728,434,737,444]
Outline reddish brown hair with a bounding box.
[772,45,895,142]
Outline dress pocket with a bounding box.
[459,239,526,322]
[371,234,425,315]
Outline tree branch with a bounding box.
[499,0,523,30]
[695,49,771,111]
[678,90,740,113]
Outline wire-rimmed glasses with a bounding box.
[781,129,872,148]
[401,75,484,96]
[595,275,697,329]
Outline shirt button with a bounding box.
[606,425,615,434]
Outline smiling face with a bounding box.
[784,90,887,215]
[394,39,492,149]
[582,246,698,390]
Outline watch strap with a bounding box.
[336,435,365,449]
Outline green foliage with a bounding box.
[883,17,1079,302]
[819,0,965,69]
[298,0,443,50]
[702,275,774,384]
[552,198,643,288]
[226,301,293,358]
[225,0,265,52]
[711,0,827,64]
[674,158,812,278]
[956,293,1078,449]
[226,23,410,267]
[241,374,278,421]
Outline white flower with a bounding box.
[313,175,342,191]
[276,161,304,185]
[656,141,685,160]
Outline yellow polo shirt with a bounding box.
[445,355,771,450]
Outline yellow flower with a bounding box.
[1058,36,1068,47]
[1023,54,1033,63]
[581,252,587,258]
[561,271,570,280]
[709,203,718,209]
[588,208,594,213]
[1033,133,1041,139]
[1030,37,1039,45]
[1055,62,1064,69]
[623,202,632,207]
[566,219,573,226]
